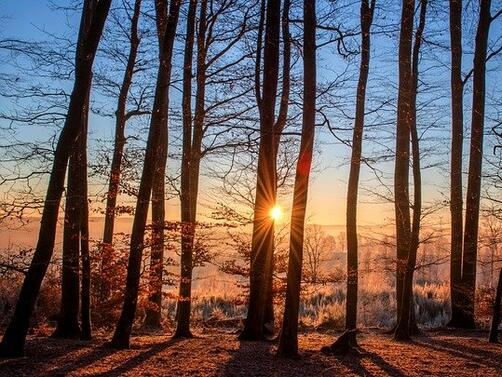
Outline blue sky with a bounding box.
[1,1,502,228]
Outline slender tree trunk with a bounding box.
[395,0,427,341]
[111,0,181,349]
[174,0,199,338]
[489,267,502,343]
[144,0,176,330]
[394,0,414,327]
[277,0,316,358]
[345,0,375,339]
[0,0,111,357]
[54,138,82,339]
[448,0,465,328]
[263,0,292,333]
[460,0,492,329]
[79,86,92,340]
[101,0,142,301]
[240,0,281,341]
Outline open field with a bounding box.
[0,329,501,376]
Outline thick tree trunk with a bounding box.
[0,0,111,357]
[448,0,465,328]
[395,0,427,341]
[101,0,142,302]
[277,0,316,358]
[393,0,414,326]
[174,0,199,338]
[460,0,491,329]
[344,0,375,338]
[489,267,502,343]
[240,0,281,341]
[111,0,181,349]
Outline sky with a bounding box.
[1,1,502,231]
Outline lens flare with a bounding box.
[270,205,282,221]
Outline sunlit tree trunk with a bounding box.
[489,267,502,343]
[111,0,181,349]
[344,0,375,340]
[395,0,427,341]
[101,0,143,302]
[174,0,199,338]
[460,0,492,329]
[393,0,414,327]
[0,0,112,358]
[264,0,291,333]
[448,0,465,328]
[240,0,281,341]
[277,0,316,357]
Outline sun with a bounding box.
[270,205,283,221]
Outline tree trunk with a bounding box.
[448,0,465,328]
[53,135,82,340]
[101,0,142,302]
[79,86,92,340]
[277,0,316,357]
[263,0,292,334]
[395,0,427,341]
[111,0,181,349]
[344,0,375,338]
[240,0,281,341]
[174,0,199,338]
[460,0,492,329]
[0,0,111,357]
[489,267,502,343]
[393,0,414,327]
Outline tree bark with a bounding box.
[101,0,142,302]
[240,0,281,341]
[344,0,375,338]
[448,0,465,328]
[489,267,502,343]
[460,0,492,329]
[0,0,111,357]
[395,0,427,342]
[277,0,316,357]
[264,0,292,334]
[111,0,181,349]
[174,0,199,338]
[79,86,92,340]
[53,138,82,339]
[393,0,414,327]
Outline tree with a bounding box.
[0,0,112,357]
[448,0,464,328]
[101,0,143,301]
[459,0,493,328]
[394,0,427,341]
[277,0,316,357]
[111,0,181,349]
[174,0,198,337]
[240,0,281,341]
[393,0,414,334]
[343,0,375,347]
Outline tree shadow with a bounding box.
[91,337,183,377]
[415,335,502,370]
[334,348,407,377]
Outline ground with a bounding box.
[0,329,501,376]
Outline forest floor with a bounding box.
[0,328,501,376]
